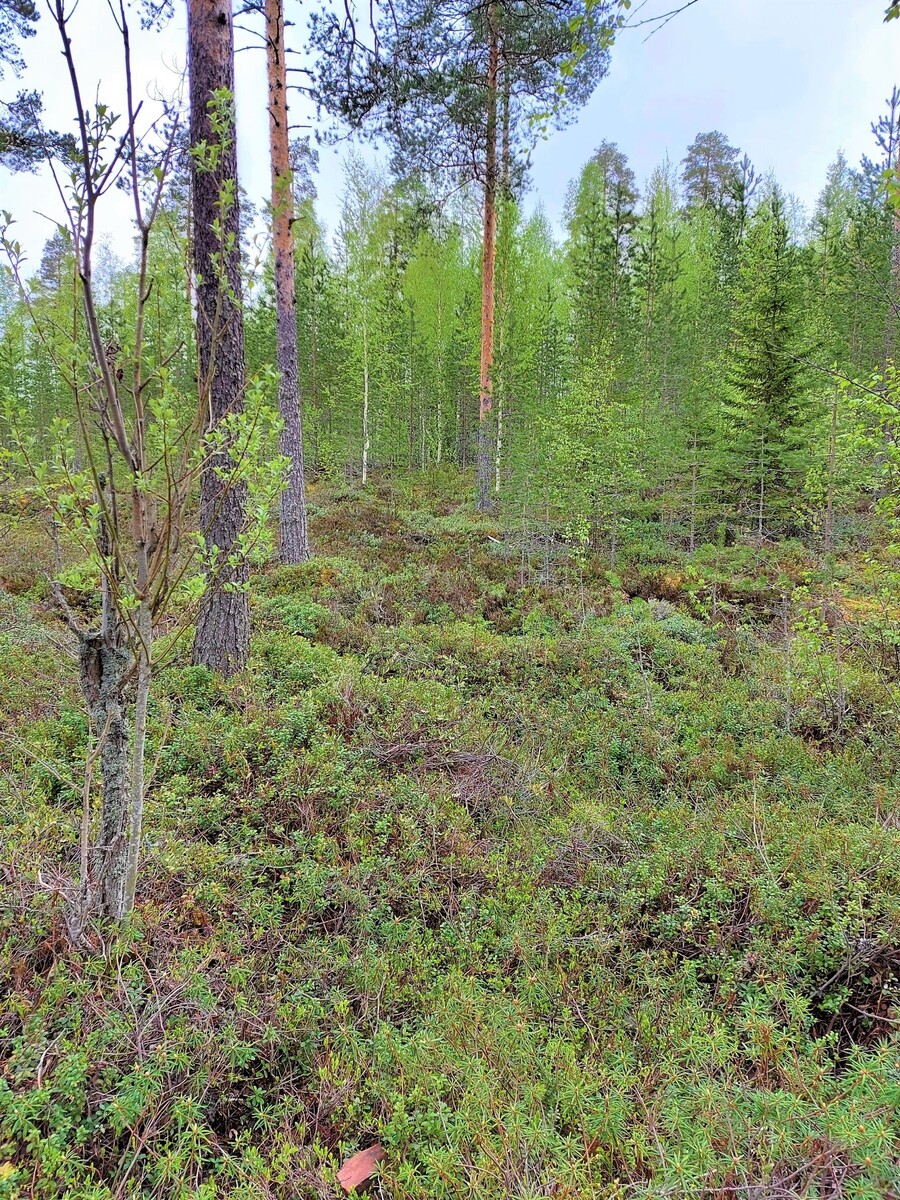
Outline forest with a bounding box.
[0,0,899,1196]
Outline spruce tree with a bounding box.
[724,188,813,534]
[566,141,639,359]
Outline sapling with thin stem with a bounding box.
[1,0,285,934]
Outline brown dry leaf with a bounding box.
[337,1143,386,1194]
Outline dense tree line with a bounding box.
[8,114,898,556]
[5,110,900,554]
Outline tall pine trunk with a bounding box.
[493,64,511,501]
[189,0,251,676]
[266,0,310,562]
[476,2,499,513]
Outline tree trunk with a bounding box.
[889,145,900,362]
[689,431,698,553]
[408,305,415,471]
[494,391,503,496]
[308,252,321,467]
[266,0,310,563]
[455,375,466,467]
[476,2,499,513]
[74,520,155,927]
[122,602,152,919]
[189,0,251,677]
[78,626,129,921]
[72,496,131,925]
[494,68,511,502]
[362,316,370,483]
[824,385,838,554]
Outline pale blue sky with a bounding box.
[1,0,896,263]
[530,0,896,217]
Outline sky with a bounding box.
[1,0,897,266]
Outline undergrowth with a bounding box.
[0,472,898,1198]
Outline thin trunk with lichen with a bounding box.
[77,623,128,920]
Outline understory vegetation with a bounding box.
[1,472,898,1198]
[2,0,900,1195]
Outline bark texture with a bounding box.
[78,629,129,920]
[266,0,310,562]
[189,0,251,676]
[475,3,499,513]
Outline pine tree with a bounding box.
[189,0,251,676]
[681,130,741,212]
[311,0,620,510]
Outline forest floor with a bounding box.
[1,470,899,1199]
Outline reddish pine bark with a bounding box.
[476,3,500,513]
